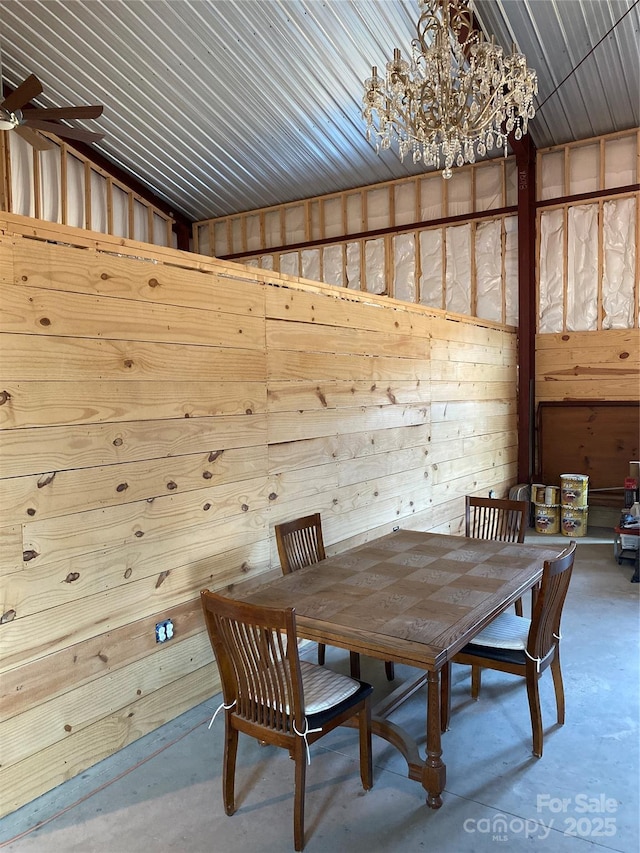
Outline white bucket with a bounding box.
[545,486,560,505]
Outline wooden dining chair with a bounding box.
[465,495,529,615]
[441,540,576,758]
[275,514,395,681]
[200,589,373,852]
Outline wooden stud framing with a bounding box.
[0,131,9,212]
[414,229,422,305]
[106,176,114,235]
[60,146,68,226]
[636,189,640,329]
[84,161,92,231]
[128,191,135,240]
[440,226,447,311]
[4,133,173,243]
[597,198,604,330]
[562,205,568,332]
[32,147,42,221]
[470,220,477,316]
[304,200,311,243]
[501,218,507,324]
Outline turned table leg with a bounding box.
[423,668,446,808]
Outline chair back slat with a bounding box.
[528,541,576,661]
[275,513,326,574]
[201,592,305,733]
[465,496,527,543]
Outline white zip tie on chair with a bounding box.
[525,632,563,673]
[208,699,236,729]
[293,718,323,765]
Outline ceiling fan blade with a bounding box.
[12,124,55,151]
[24,118,104,144]
[1,74,44,112]
[21,105,104,121]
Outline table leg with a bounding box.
[423,669,446,808]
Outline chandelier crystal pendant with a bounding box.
[362,0,537,178]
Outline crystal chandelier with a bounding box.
[362,0,537,178]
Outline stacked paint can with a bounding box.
[560,474,589,536]
[532,483,560,534]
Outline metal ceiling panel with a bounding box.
[1,0,638,223]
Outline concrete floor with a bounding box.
[1,530,638,853]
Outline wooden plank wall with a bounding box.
[0,213,517,816]
[536,330,639,403]
[534,329,640,505]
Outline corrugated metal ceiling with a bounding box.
[1,0,638,223]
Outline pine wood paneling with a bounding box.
[0,415,268,479]
[1,631,212,769]
[0,664,217,818]
[1,598,205,719]
[0,446,267,526]
[536,330,639,402]
[0,214,517,817]
[0,334,267,382]
[535,330,640,503]
[0,282,263,348]
[267,350,431,381]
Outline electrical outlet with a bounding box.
[489,489,496,499]
[155,619,174,643]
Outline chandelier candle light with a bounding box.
[362,0,537,178]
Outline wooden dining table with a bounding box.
[229,528,565,808]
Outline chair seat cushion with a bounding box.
[458,642,527,667]
[469,611,531,650]
[300,660,361,714]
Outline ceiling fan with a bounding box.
[0,73,104,150]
